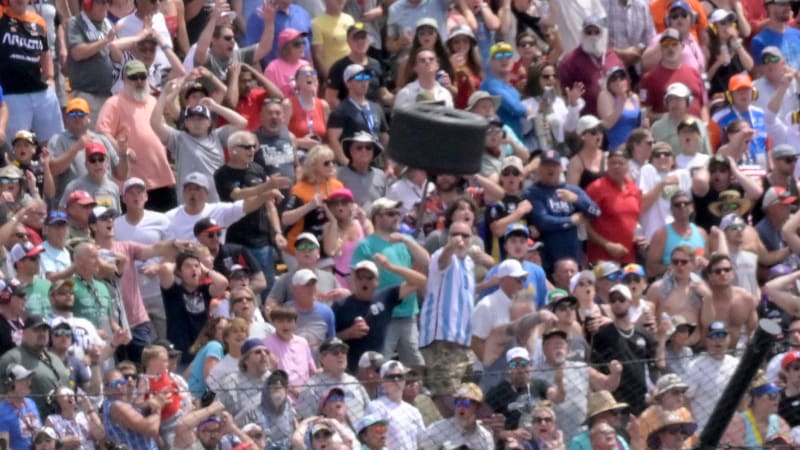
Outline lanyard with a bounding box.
[349,99,375,134]
[731,107,756,164]
[744,409,764,445]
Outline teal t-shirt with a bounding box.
[188,340,224,398]
[71,276,112,330]
[351,235,418,318]
[24,278,52,317]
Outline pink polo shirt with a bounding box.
[264,58,311,97]
[111,241,149,328]
[264,333,317,392]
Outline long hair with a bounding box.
[222,317,249,353]
[624,128,652,159]
[445,37,483,79]
[523,61,560,99]
[300,145,336,184]
[189,317,227,355]
[397,33,455,88]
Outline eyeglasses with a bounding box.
[726,223,746,232]
[384,373,406,382]
[764,54,782,65]
[453,398,474,408]
[662,425,690,436]
[108,378,128,388]
[508,360,530,369]
[492,51,514,60]
[350,73,372,81]
[533,416,554,424]
[67,111,87,119]
[653,152,672,159]
[608,295,627,304]
[236,144,258,150]
[123,373,137,381]
[669,11,689,20]
[206,231,221,239]
[501,169,521,177]
[519,40,536,48]
[322,160,336,167]
[52,329,72,337]
[708,331,729,340]
[298,69,317,78]
[221,35,235,41]
[671,258,690,266]
[540,73,555,80]
[295,242,319,252]
[555,303,575,312]
[127,74,147,81]
[88,156,106,164]
[672,201,691,208]
[450,232,471,239]
[711,266,732,275]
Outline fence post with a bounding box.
[694,318,781,450]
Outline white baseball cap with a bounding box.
[496,259,529,279]
[292,268,318,286]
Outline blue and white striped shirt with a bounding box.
[419,249,475,348]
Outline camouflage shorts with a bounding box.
[420,340,472,397]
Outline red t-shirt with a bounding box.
[585,175,642,264]
[146,371,182,420]
[640,64,706,117]
[237,88,269,131]
[557,49,624,116]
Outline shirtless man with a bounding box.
[701,254,758,348]
[648,245,712,345]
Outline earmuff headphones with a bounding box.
[724,87,758,105]
[664,4,698,27]
[3,366,14,388]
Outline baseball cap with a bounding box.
[546,288,578,310]
[490,41,514,59]
[292,268,318,286]
[501,156,524,172]
[352,260,379,278]
[621,264,645,278]
[495,259,529,279]
[7,364,33,381]
[762,186,797,211]
[762,46,783,60]
[295,232,321,248]
[46,210,68,225]
[677,117,701,133]
[123,177,147,193]
[327,188,355,203]
[49,279,74,294]
[355,414,388,434]
[505,223,530,239]
[155,339,182,357]
[569,270,596,293]
[719,213,746,230]
[319,337,349,354]
[229,264,250,280]
[466,91,501,111]
[66,190,96,206]
[539,149,562,165]
[660,28,681,43]
[665,82,692,99]
[772,144,797,160]
[124,59,147,77]
[184,105,212,120]
[369,197,403,219]
[654,373,689,397]
[707,321,729,337]
[358,351,385,370]
[728,73,753,91]
[23,314,49,329]
[582,15,604,30]
[453,382,484,402]
[709,8,735,23]
[10,242,43,264]
[527,238,543,252]
[240,338,266,355]
[343,64,369,82]
[669,0,692,12]
[12,130,36,145]
[542,326,568,341]
[277,28,308,49]
[347,21,368,37]
[319,386,346,409]
[505,346,530,363]
[88,206,118,224]
[416,17,438,29]
[782,350,800,370]
[609,284,632,301]
[85,141,107,157]
[66,98,91,114]
[184,82,209,99]
[379,360,409,378]
[182,172,210,191]
[594,261,621,279]
[577,115,602,134]
[447,24,476,43]
[193,217,224,236]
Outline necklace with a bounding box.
[615,325,634,339]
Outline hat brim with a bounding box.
[669,323,697,339]
[199,225,224,234]
[469,95,502,112]
[547,296,578,311]
[342,137,384,159]
[708,198,753,217]
[647,422,697,449]
[587,401,629,420]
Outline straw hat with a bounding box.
[708,190,752,217]
[646,410,697,449]
[587,390,629,420]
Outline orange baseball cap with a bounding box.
[66,98,90,114]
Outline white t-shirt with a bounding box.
[638,165,692,239]
[49,315,105,358]
[365,397,426,450]
[116,11,173,74]
[393,80,454,109]
[165,201,246,242]
[685,354,739,430]
[206,354,239,392]
[676,152,710,170]
[115,211,171,299]
[471,289,512,340]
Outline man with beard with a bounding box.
[0,315,69,415]
[480,42,526,139]
[47,279,113,359]
[640,28,708,121]
[49,98,129,205]
[590,284,665,415]
[336,132,390,207]
[97,59,176,212]
[557,17,623,117]
[254,99,299,196]
[215,338,275,421]
[751,0,800,70]
[419,383,495,450]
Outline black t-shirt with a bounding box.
[484,194,523,259]
[214,164,278,248]
[161,282,212,365]
[332,285,402,373]
[0,313,23,356]
[326,99,389,141]
[779,391,800,427]
[213,243,263,278]
[0,8,49,94]
[254,127,296,203]
[590,323,656,415]
[485,379,550,429]
[327,55,385,103]
[693,183,744,232]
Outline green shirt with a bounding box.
[351,235,418,318]
[23,278,52,317]
[71,276,112,331]
[0,345,70,416]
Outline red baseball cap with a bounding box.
[782,350,800,370]
[85,142,107,157]
[66,190,96,206]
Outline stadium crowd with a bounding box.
[4,0,800,447]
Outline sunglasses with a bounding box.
[519,40,536,48]
[609,295,627,304]
[533,416,554,424]
[298,69,317,77]
[671,258,690,266]
[781,157,798,164]
[708,331,729,339]
[623,275,641,284]
[764,54,782,65]
[653,152,672,159]
[508,360,530,369]
[501,169,521,177]
[313,430,333,440]
[325,394,345,403]
[291,40,305,47]
[296,242,319,252]
[127,74,147,81]
[88,157,106,164]
[663,425,690,436]
[450,232,471,239]
[67,111,87,119]
[711,266,732,275]
[0,178,16,184]
[52,328,72,337]
[368,424,388,434]
[123,373,137,381]
[726,223,746,231]
[555,303,575,312]
[322,160,336,167]
[454,398,474,408]
[492,51,514,60]
[350,73,372,81]
[236,144,258,150]
[108,379,128,388]
[384,373,406,382]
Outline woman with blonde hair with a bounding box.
[517,402,566,450]
[282,145,344,263]
[206,318,250,392]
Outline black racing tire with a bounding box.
[388,105,488,175]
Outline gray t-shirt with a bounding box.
[48,131,119,208]
[59,175,121,211]
[336,166,389,209]
[166,126,232,204]
[267,268,340,303]
[204,45,257,83]
[66,15,115,95]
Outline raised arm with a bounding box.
[150,79,182,144]
[373,253,427,299]
[252,0,276,63]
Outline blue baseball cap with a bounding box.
[355,414,388,434]
[505,223,530,238]
[46,210,68,225]
[669,0,692,12]
[240,338,266,355]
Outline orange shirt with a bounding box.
[96,92,176,189]
[284,178,344,255]
[650,0,709,42]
